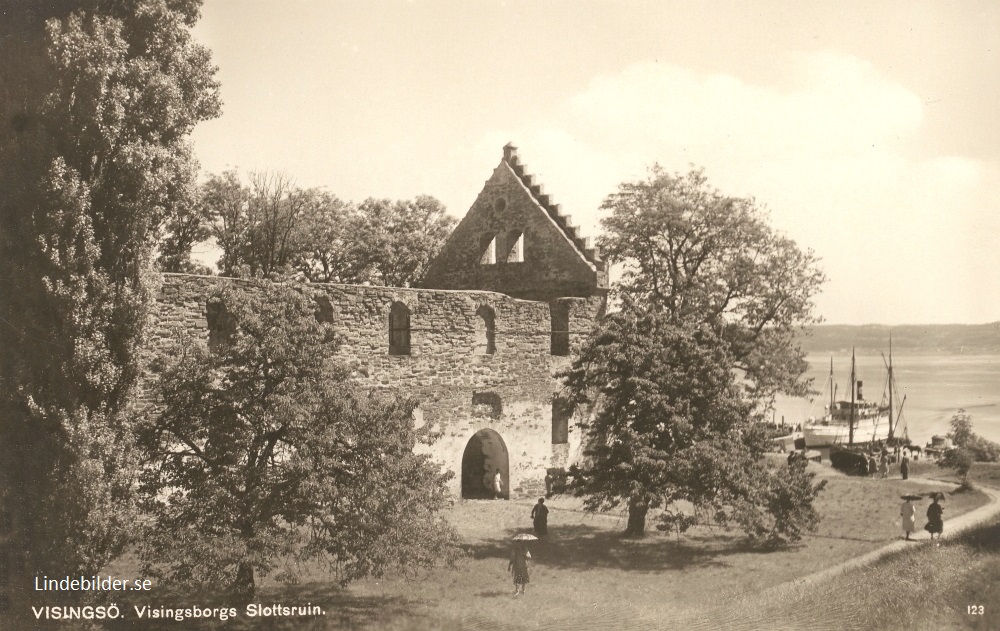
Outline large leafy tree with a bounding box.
[139,283,458,601]
[600,168,825,400]
[564,309,825,539]
[0,0,219,601]
[563,168,826,537]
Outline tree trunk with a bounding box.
[625,500,648,537]
[231,561,255,605]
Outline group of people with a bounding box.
[507,498,549,596]
[900,493,945,540]
[866,450,911,480]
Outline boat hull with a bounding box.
[803,420,891,448]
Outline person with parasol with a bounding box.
[508,533,536,595]
[925,492,945,540]
[900,494,921,540]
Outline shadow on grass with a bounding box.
[101,582,422,631]
[467,523,800,573]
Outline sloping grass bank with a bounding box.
[703,515,1000,631]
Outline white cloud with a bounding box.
[481,51,999,324]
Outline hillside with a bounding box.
[800,322,1000,355]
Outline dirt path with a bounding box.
[757,476,1000,599]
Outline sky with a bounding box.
[188,0,1000,325]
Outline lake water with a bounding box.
[772,354,1000,447]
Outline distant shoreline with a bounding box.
[801,323,1000,356]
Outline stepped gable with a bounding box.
[501,143,605,272]
[421,143,609,301]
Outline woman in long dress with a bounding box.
[925,495,944,540]
[508,542,531,595]
[900,499,917,540]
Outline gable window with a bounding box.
[552,397,572,444]
[475,305,496,355]
[206,297,235,353]
[505,230,524,263]
[389,301,411,356]
[479,234,497,265]
[550,302,570,356]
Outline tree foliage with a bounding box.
[938,410,1000,482]
[139,283,458,601]
[0,0,219,586]
[598,168,825,400]
[563,310,826,541]
[198,170,456,285]
[562,168,826,538]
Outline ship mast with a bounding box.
[849,347,856,445]
[887,335,894,441]
[829,357,834,414]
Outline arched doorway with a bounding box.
[461,429,509,499]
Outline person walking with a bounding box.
[900,496,918,540]
[531,498,549,536]
[879,453,889,479]
[494,469,504,500]
[508,541,531,595]
[925,493,944,540]
[868,454,878,479]
[900,454,910,480]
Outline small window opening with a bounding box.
[505,230,524,263]
[480,234,497,265]
[314,295,334,323]
[552,397,572,444]
[475,306,496,355]
[472,392,502,420]
[550,302,570,356]
[389,301,411,356]
[206,297,236,353]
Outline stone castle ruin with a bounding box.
[148,144,608,498]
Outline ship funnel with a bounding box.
[856,380,864,401]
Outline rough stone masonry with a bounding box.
[145,144,608,499]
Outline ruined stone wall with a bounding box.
[146,273,604,498]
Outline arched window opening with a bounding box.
[505,230,524,263]
[206,297,235,353]
[552,397,572,444]
[472,392,502,420]
[389,301,411,356]
[550,302,570,356]
[479,234,497,265]
[475,305,496,355]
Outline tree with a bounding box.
[0,0,219,603]
[139,282,458,601]
[157,189,215,274]
[204,175,457,287]
[350,196,456,287]
[204,169,309,278]
[598,168,825,400]
[563,309,825,540]
[563,168,826,537]
[938,409,1000,482]
[292,190,366,282]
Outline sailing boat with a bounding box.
[802,347,899,448]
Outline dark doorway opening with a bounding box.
[461,429,509,499]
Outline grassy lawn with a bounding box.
[92,460,991,630]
